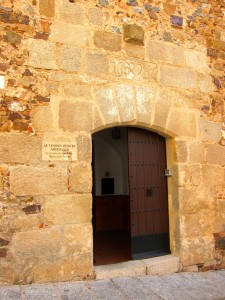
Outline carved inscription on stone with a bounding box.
[110,58,157,81]
[42,142,77,161]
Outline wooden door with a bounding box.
[128,128,170,259]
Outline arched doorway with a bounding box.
[92,127,170,265]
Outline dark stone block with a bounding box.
[22,204,41,215]
[12,120,28,131]
[215,236,225,250]
[35,95,50,102]
[4,30,22,46]
[22,69,33,76]
[170,15,183,27]
[0,248,8,257]
[207,48,218,58]
[8,112,22,121]
[34,32,49,40]
[0,238,9,247]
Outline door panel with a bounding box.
[128,128,170,259]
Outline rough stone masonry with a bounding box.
[0,0,224,284]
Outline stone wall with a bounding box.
[0,0,224,284]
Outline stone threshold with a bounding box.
[94,254,180,280]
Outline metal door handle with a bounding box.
[146,187,152,197]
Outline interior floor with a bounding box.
[93,230,131,266]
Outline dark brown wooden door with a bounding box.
[128,128,170,259]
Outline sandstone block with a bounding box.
[94,87,119,124]
[95,261,146,280]
[39,0,55,18]
[206,144,225,165]
[115,84,134,122]
[167,109,197,137]
[202,165,225,186]
[69,162,92,193]
[147,41,185,65]
[14,214,43,231]
[76,134,92,162]
[44,194,92,225]
[136,85,154,124]
[50,22,90,47]
[12,228,62,259]
[175,140,188,163]
[64,84,93,99]
[189,141,205,163]
[10,166,68,196]
[64,223,92,255]
[123,24,144,45]
[160,65,197,90]
[59,101,93,132]
[60,46,82,72]
[199,119,222,143]
[189,164,202,186]
[29,39,56,70]
[32,252,93,283]
[186,50,208,70]
[86,52,109,74]
[88,8,103,26]
[144,255,180,275]
[124,43,145,59]
[94,31,122,52]
[60,1,84,25]
[172,164,190,187]
[30,106,54,134]
[198,73,212,93]
[0,133,42,164]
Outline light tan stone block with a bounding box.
[124,43,145,59]
[94,31,122,52]
[167,109,197,137]
[147,41,185,65]
[185,50,208,70]
[202,165,225,186]
[94,87,119,124]
[69,162,92,193]
[14,214,43,231]
[59,101,93,132]
[178,186,215,213]
[29,39,56,70]
[50,21,90,47]
[76,134,92,162]
[175,140,188,162]
[44,194,92,225]
[32,252,93,283]
[123,24,144,45]
[86,52,109,75]
[0,133,42,164]
[189,141,205,163]
[10,166,68,196]
[63,223,92,255]
[199,119,222,143]
[12,228,62,258]
[39,0,55,18]
[172,164,190,187]
[190,164,202,186]
[64,84,93,99]
[88,8,103,26]
[94,261,146,280]
[115,84,134,122]
[206,144,225,165]
[160,65,197,90]
[136,85,154,124]
[30,106,54,134]
[144,255,180,275]
[198,73,212,93]
[60,45,82,72]
[60,1,84,25]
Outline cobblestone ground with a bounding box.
[0,271,225,300]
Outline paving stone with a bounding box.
[58,282,94,300]
[23,284,57,300]
[0,286,20,300]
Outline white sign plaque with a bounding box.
[0,76,5,89]
[42,142,77,161]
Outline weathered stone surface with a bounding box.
[160,65,197,90]
[76,134,92,162]
[202,165,225,187]
[144,255,180,275]
[0,133,42,163]
[88,8,103,26]
[12,228,62,258]
[206,145,225,165]
[167,109,197,137]
[147,41,185,65]
[0,238,9,247]
[94,87,119,124]
[199,119,222,143]
[39,0,55,18]
[29,39,56,70]
[60,46,82,72]
[4,30,22,46]
[94,31,122,52]
[30,106,54,133]
[186,50,208,70]
[60,1,84,25]
[115,84,134,122]
[50,22,90,47]
[69,162,92,193]
[59,101,93,132]
[10,166,68,196]
[136,85,154,124]
[189,141,205,163]
[44,194,92,225]
[123,24,144,45]
[124,43,145,58]
[175,140,188,163]
[86,52,109,74]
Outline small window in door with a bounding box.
[101,178,114,195]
